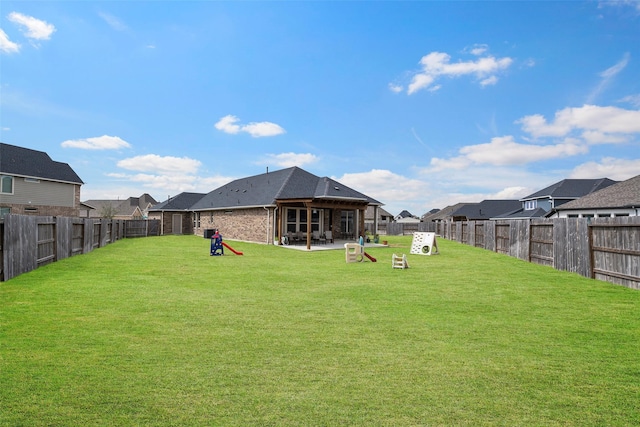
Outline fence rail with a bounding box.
[381,217,639,289]
[0,215,159,281]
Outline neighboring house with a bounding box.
[450,199,521,221]
[0,142,84,218]
[495,178,617,219]
[83,193,158,220]
[395,210,420,223]
[421,209,440,221]
[189,166,382,247]
[364,205,394,232]
[148,192,206,235]
[422,203,469,223]
[547,174,640,218]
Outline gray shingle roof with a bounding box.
[0,142,83,184]
[423,203,471,221]
[451,199,522,220]
[83,194,158,216]
[150,192,207,211]
[493,207,548,219]
[397,210,416,218]
[522,178,617,201]
[191,166,381,210]
[554,174,640,210]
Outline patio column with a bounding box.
[306,205,312,250]
[373,205,379,235]
[277,203,284,245]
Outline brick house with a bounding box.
[547,174,640,218]
[495,178,617,219]
[0,142,84,217]
[189,167,383,249]
[82,194,158,220]
[147,192,206,235]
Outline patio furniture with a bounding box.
[325,230,333,243]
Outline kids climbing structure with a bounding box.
[344,243,377,263]
[210,230,243,256]
[410,232,439,256]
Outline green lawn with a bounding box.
[1,235,639,426]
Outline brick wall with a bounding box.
[1,203,79,217]
[196,207,275,244]
[148,211,194,235]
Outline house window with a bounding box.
[286,208,321,233]
[0,207,10,218]
[524,200,537,210]
[193,212,201,228]
[341,210,354,236]
[1,175,13,194]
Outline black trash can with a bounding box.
[204,229,215,239]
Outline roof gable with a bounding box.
[0,142,83,184]
[555,174,640,210]
[150,192,206,210]
[522,178,617,201]
[452,199,522,220]
[191,166,380,210]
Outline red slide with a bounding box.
[364,252,377,262]
[222,242,244,255]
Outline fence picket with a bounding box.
[0,215,159,281]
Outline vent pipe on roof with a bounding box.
[266,167,269,174]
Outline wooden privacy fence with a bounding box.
[429,217,640,290]
[0,215,160,282]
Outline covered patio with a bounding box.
[275,198,383,251]
[277,238,388,252]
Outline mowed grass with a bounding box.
[1,235,639,426]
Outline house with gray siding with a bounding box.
[189,167,382,249]
[494,178,617,219]
[547,174,640,218]
[148,192,206,234]
[0,142,84,217]
[83,194,158,220]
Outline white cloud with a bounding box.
[569,157,640,180]
[518,104,640,139]
[587,53,630,103]
[336,169,433,212]
[242,121,286,137]
[480,75,498,86]
[260,152,318,168]
[491,186,530,199]
[61,135,132,150]
[388,83,403,93]
[117,154,202,175]
[0,29,20,53]
[466,44,489,56]
[214,114,285,137]
[97,170,235,198]
[619,94,640,107]
[407,74,435,95]
[429,135,588,170]
[599,0,640,12]
[98,11,127,31]
[8,12,55,41]
[214,115,241,134]
[401,49,513,95]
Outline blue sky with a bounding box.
[1,1,639,216]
